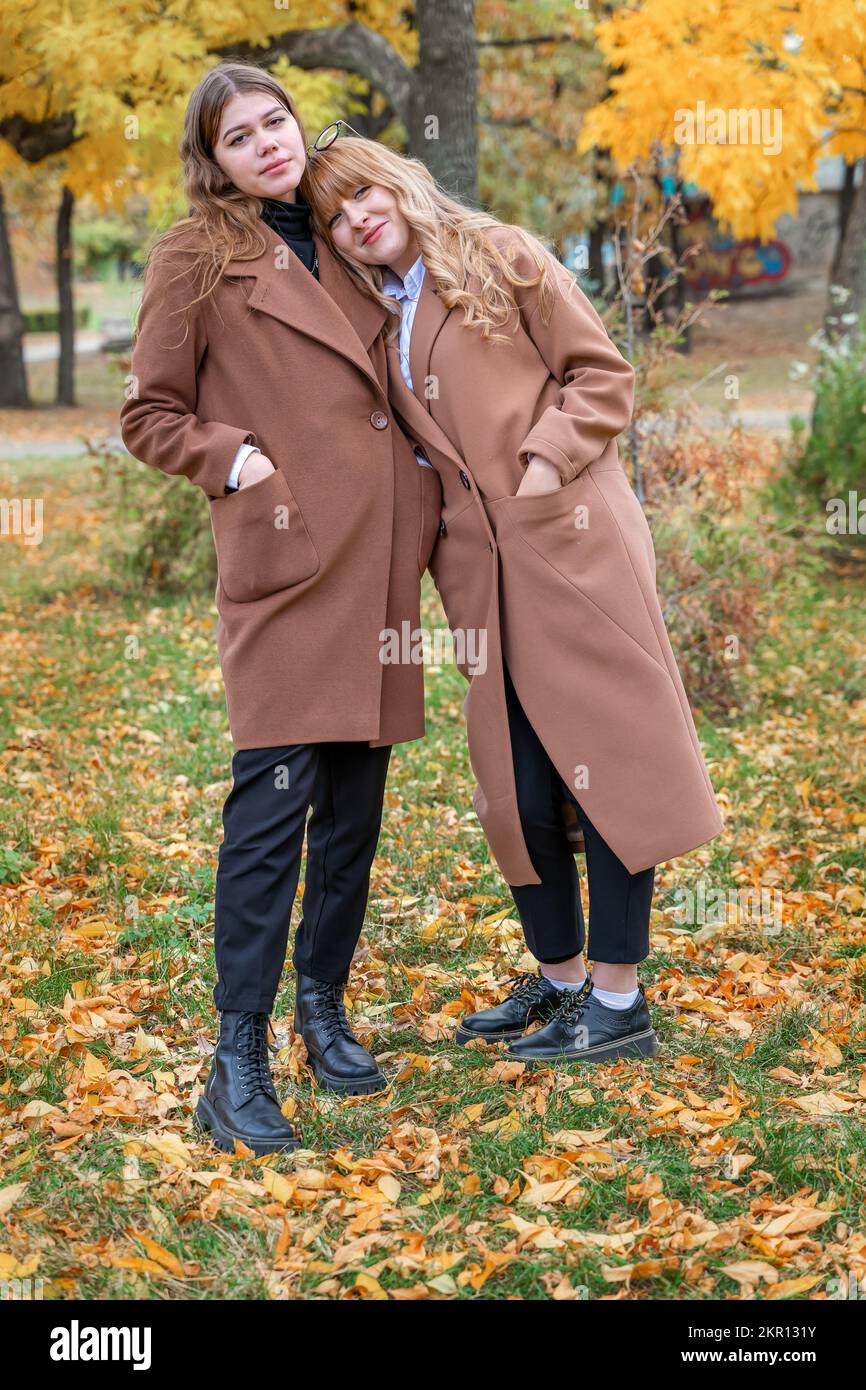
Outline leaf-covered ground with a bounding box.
[1,451,864,1301]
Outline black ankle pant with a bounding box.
[213,740,392,1014]
[503,662,655,965]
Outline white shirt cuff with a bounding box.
[227,442,260,491]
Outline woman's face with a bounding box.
[213,91,306,201]
[327,183,417,273]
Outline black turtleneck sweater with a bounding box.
[260,191,319,280]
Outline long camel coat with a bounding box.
[385,227,725,883]
[120,221,443,750]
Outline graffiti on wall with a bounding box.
[681,198,792,291]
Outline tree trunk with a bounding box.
[409,0,478,204]
[588,221,605,293]
[666,191,690,354]
[831,156,858,285]
[827,157,866,324]
[0,183,30,407]
[56,184,75,406]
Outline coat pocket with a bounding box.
[497,456,625,506]
[418,460,444,575]
[209,467,320,604]
[494,464,667,671]
[494,464,587,516]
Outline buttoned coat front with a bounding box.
[385,227,725,883]
[120,221,444,751]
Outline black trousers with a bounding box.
[504,662,655,965]
[213,739,392,1014]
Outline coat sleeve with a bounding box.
[504,236,635,484]
[119,248,258,499]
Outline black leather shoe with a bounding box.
[194,1010,300,1156]
[455,969,566,1045]
[293,973,386,1096]
[506,979,659,1065]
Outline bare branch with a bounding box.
[477,34,580,48]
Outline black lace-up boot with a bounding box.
[194,1010,300,1155]
[455,969,566,1045]
[507,978,659,1065]
[293,973,386,1096]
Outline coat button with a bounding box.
[370,410,389,429]
[459,470,471,489]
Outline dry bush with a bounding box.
[631,411,794,714]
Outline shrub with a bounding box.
[95,439,216,596]
[635,411,794,714]
[790,311,866,510]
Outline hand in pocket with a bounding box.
[211,469,320,602]
[238,452,277,489]
[514,455,562,498]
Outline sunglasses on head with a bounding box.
[308,119,366,153]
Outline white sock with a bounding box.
[540,969,588,992]
[592,985,640,1010]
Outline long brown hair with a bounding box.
[303,136,561,345]
[140,61,308,340]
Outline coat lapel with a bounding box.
[385,341,469,480]
[223,222,388,397]
[408,271,450,412]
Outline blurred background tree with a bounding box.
[580,0,866,320]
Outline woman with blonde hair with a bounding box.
[303,133,725,1065]
[120,71,443,1155]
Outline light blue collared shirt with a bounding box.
[381,253,426,393]
[381,254,434,469]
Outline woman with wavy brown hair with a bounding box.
[303,135,725,1067]
[120,67,443,1155]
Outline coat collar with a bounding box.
[222,221,389,397]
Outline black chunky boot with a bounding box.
[455,969,564,1045]
[293,973,386,1096]
[507,978,659,1065]
[194,1010,300,1156]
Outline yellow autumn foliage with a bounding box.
[580,0,866,240]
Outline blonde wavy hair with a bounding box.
[139,61,309,342]
[302,136,561,345]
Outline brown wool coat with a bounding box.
[120,222,444,750]
[386,227,725,882]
